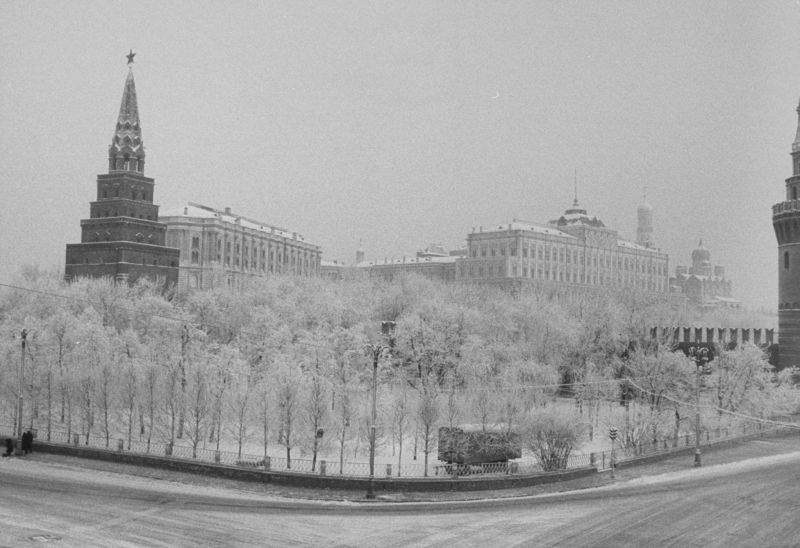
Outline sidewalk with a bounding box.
[16,432,800,504]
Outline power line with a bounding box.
[624,377,800,430]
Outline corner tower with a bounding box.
[65,53,179,289]
[772,96,800,368]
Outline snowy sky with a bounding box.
[1,1,799,308]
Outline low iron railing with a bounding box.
[3,416,795,479]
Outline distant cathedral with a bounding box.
[772,96,800,368]
[669,240,736,308]
[64,53,179,288]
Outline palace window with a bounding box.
[785,251,790,270]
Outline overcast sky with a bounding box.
[1,1,799,309]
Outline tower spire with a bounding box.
[573,169,579,207]
[108,53,145,174]
[793,96,800,153]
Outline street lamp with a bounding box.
[689,346,709,467]
[609,426,618,479]
[16,329,27,455]
[363,341,388,500]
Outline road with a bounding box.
[1,448,799,547]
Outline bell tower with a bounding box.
[65,52,179,288]
[772,96,800,368]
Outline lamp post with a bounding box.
[363,342,388,500]
[609,427,618,479]
[16,329,27,455]
[691,347,709,467]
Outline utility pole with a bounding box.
[16,329,27,455]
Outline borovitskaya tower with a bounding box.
[65,52,179,288]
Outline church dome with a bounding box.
[692,240,711,263]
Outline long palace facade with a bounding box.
[160,203,321,289]
[455,199,669,293]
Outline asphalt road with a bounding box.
[1,447,799,547]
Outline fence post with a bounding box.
[264,456,271,470]
[385,463,392,477]
[72,434,79,446]
[705,431,709,443]
[320,460,327,476]
[214,451,220,463]
[602,452,606,469]
[590,452,596,468]
[685,434,690,446]
[117,438,124,452]
[165,442,172,457]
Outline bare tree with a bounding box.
[415,374,439,477]
[275,358,303,469]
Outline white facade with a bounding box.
[161,202,321,289]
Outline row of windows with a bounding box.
[187,233,318,275]
[462,261,664,290]
[68,256,176,268]
[109,155,143,172]
[89,231,155,243]
[100,185,150,201]
[470,242,664,275]
[92,210,153,220]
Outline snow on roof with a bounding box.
[356,255,458,268]
[616,239,661,253]
[160,202,301,241]
[473,220,576,239]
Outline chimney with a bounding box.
[224,207,231,215]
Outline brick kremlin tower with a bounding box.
[772,96,800,368]
[65,52,179,288]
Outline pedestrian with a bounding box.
[2,437,12,457]
[21,431,30,455]
[25,431,34,454]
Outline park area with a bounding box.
[1,271,798,481]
